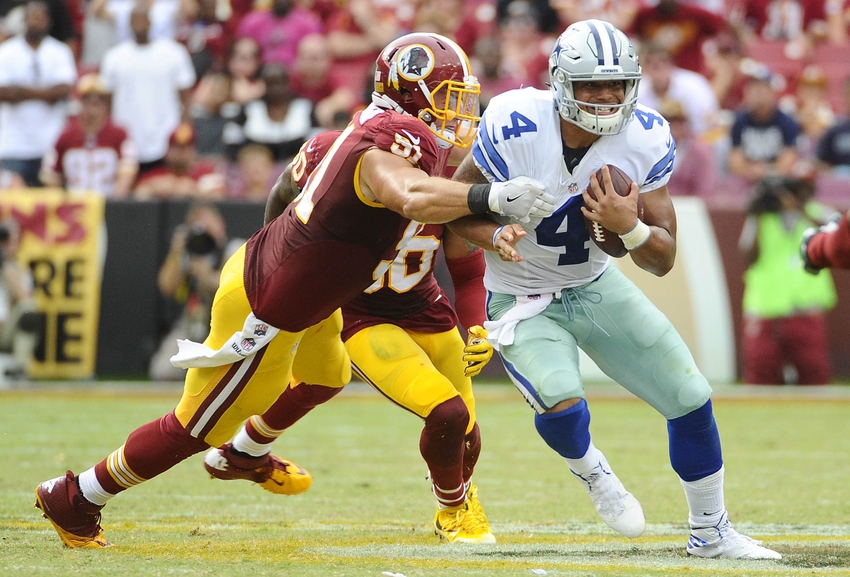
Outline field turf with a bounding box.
[2,382,849,576]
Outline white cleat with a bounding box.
[687,511,782,560]
[571,458,645,538]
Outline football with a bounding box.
[584,165,643,258]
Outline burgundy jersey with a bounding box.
[45,119,136,196]
[289,127,458,341]
[244,105,442,332]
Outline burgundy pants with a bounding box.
[741,313,832,385]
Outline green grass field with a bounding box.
[2,382,849,576]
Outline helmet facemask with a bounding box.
[420,76,481,148]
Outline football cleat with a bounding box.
[571,457,645,538]
[433,485,496,544]
[203,443,312,495]
[34,470,111,548]
[687,511,782,559]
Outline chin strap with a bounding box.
[371,92,408,115]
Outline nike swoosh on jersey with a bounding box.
[306,139,317,152]
[401,129,421,145]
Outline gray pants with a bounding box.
[487,266,712,419]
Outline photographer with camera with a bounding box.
[149,202,242,381]
[738,173,838,385]
[0,218,43,383]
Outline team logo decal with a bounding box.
[254,323,268,337]
[391,44,435,88]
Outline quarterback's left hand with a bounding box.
[463,325,493,378]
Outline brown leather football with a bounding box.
[584,165,643,258]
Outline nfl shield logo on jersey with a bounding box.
[241,338,256,351]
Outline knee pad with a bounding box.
[421,396,469,463]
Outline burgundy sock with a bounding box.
[257,383,343,433]
[94,411,209,495]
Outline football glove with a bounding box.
[463,325,493,378]
[488,176,555,224]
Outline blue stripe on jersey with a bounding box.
[645,137,677,185]
[472,142,496,181]
[603,22,619,66]
[478,124,510,181]
[502,356,549,411]
[588,23,605,65]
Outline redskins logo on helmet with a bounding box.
[373,33,480,149]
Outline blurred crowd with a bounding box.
[1,0,850,385]
[0,0,849,203]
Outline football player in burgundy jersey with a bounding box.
[34,33,553,548]
[41,73,138,197]
[802,209,850,273]
[203,129,520,543]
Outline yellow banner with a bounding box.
[0,190,104,379]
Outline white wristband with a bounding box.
[618,220,651,251]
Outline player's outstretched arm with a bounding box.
[360,149,554,224]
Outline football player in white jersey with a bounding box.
[449,19,782,560]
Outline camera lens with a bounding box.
[185,226,217,256]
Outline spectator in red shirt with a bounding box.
[740,0,827,42]
[289,33,357,129]
[325,0,401,92]
[41,73,138,197]
[134,122,225,199]
[629,0,730,74]
[237,0,323,68]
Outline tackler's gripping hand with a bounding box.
[488,177,555,223]
[463,325,493,378]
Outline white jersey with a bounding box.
[472,88,676,295]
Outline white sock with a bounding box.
[231,424,273,457]
[681,466,725,528]
[77,468,116,507]
[564,441,605,475]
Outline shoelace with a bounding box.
[464,492,491,532]
[560,287,610,337]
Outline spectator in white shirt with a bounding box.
[88,0,198,44]
[101,5,196,174]
[0,0,76,186]
[637,43,720,140]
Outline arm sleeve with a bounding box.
[445,248,486,331]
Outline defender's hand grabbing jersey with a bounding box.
[472,88,675,294]
[245,104,441,333]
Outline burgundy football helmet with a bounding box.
[373,33,480,148]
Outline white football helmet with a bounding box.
[549,19,641,135]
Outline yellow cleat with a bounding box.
[433,485,496,544]
[203,443,312,495]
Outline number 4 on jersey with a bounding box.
[501,112,537,141]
